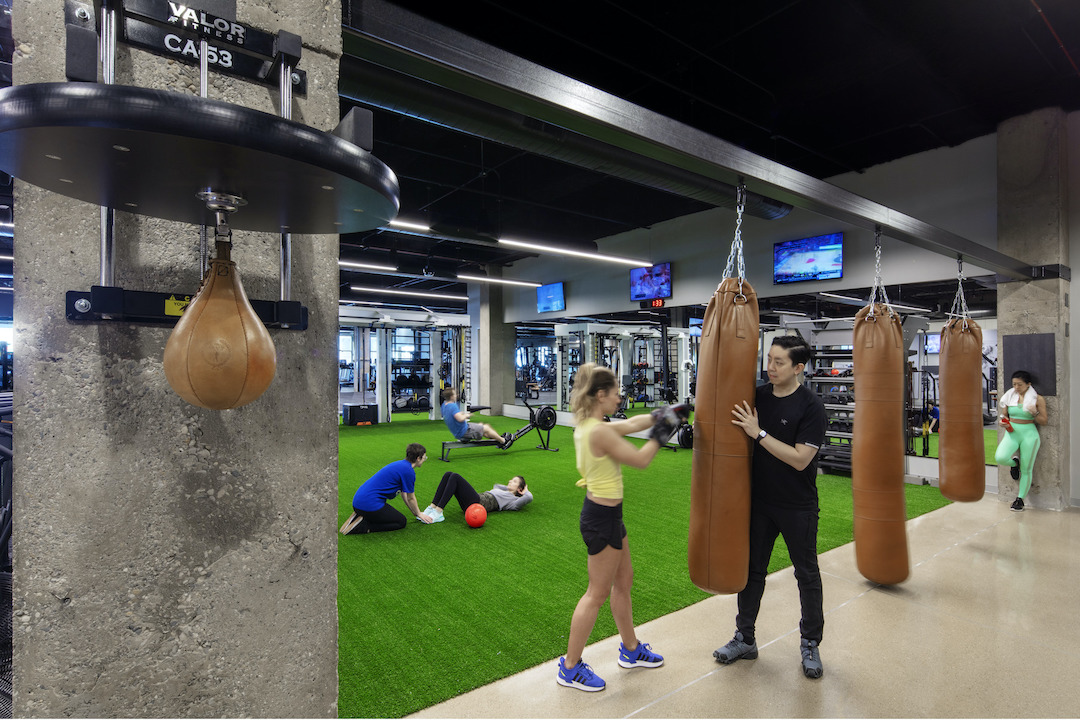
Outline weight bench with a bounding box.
[440,438,503,462]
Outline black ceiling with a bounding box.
[338,0,1080,320]
[2,1,1078,318]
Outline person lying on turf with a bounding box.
[441,387,512,448]
[340,443,433,534]
[422,472,533,522]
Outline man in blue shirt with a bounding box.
[441,388,512,448]
[340,443,433,534]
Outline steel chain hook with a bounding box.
[722,184,747,301]
[950,255,971,330]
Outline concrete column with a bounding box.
[12,2,341,716]
[996,107,1071,510]
[468,268,515,410]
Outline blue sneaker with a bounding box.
[557,657,605,692]
[618,641,664,668]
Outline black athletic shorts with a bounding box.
[579,496,626,555]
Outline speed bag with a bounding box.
[938,319,985,502]
[689,278,758,594]
[852,303,909,585]
[164,258,277,410]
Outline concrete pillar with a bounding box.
[996,107,1071,510]
[12,2,341,716]
[468,268,515,410]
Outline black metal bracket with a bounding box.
[64,0,308,93]
[996,263,1071,283]
[66,285,307,330]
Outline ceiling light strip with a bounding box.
[388,218,431,232]
[457,273,541,288]
[339,260,399,272]
[498,238,648,266]
[350,285,468,301]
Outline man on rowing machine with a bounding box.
[441,387,513,449]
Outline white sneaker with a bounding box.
[429,507,445,523]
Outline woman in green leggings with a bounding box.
[994,371,1048,511]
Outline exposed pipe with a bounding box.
[1029,0,1080,78]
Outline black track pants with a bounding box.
[735,502,824,644]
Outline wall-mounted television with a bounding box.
[630,262,672,301]
[773,232,843,285]
[536,282,565,313]
[925,334,941,354]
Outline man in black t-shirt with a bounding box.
[713,334,827,679]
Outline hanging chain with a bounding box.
[949,255,971,330]
[866,226,892,319]
[722,184,747,299]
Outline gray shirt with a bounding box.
[488,484,533,511]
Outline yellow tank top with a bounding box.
[574,417,623,499]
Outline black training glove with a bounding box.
[649,403,690,446]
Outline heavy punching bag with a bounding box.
[852,303,909,585]
[938,318,985,502]
[689,277,758,594]
[164,242,277,409]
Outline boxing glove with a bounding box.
[650,403,691,446]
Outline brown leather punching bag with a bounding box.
[852,303,909,585]
[689,278,758,594]
[938,319,985,502]
[164,245,277,410]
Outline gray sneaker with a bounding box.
[800,638,823,678]
[713,631,758,664]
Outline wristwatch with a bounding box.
[757,429,768,441]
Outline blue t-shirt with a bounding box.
[352,459,417,512]
[442,401,467,439]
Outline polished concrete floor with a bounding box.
[411,496,1080,718]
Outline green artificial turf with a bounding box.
[338,412,951,718]
[910,428,1001,466]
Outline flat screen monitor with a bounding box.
[925,334,941,354]
[773,232,843,285]
[630,262,672,301]
[536,282,565,313]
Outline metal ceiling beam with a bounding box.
[342,0,1042,281]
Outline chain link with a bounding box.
[722,185,747,298]
[949,255,971,330]
[866,227,892,319]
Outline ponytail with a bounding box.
[571,363,617,422]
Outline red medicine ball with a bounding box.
[465,503,487,528]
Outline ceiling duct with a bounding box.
[340,55,792,222]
